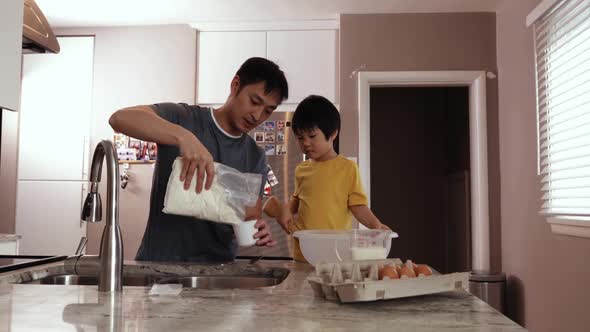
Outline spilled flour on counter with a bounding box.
[148,283,183,296]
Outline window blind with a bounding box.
[535,0,590,217]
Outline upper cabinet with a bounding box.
[19,37,94,181]
[0,0,24,111]
[197,28,337,105]
[197,31,266,104]
[267,30,336,104]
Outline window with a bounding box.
[532,0,590,237]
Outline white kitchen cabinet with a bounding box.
[197,29,337,104]
[16,36,93,255]
[19,37,94,181]
[15,181,85,255]
[0,235,20,255]
[197,31,266,104]
[0,0,24,111]
[266,30,337,103]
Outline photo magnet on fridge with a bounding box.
[263,121,275,131]
[264,144,276,156]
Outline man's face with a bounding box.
[228,78,281,133]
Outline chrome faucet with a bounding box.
[79,140,123,292]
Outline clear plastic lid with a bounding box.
[293,229,349,240]
[351,229,398,247]
[293,229,398,241]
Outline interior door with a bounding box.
[369,87,470,273]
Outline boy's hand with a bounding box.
[350,205,392,231]
[377,223,392,231]
[276,202,295,234]
[276,214,293,234]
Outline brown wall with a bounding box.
[497,0,590,330]
[340,13,501,271]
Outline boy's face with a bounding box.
[295,127,337,161]
[228,77,281,133]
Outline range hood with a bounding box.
[22,0,60,54]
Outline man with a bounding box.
[109,57,288,262]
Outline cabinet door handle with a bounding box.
[80,183,87,228]
[81,136,89,180]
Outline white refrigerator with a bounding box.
[16,37,94,255]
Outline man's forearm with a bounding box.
[109,105,187,145]
[111,105,215,193]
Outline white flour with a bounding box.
[162,159,243,225]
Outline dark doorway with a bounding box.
[370,87,471,273]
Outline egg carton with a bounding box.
[308,259,470,303]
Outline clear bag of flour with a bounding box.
[162,158,263,225]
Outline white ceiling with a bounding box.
[36,0,501,28]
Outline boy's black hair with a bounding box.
[292,95,340,151]
[235,57,289,103]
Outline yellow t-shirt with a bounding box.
[292,155,368,262]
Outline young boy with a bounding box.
[276,95,391,262]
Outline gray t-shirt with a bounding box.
[135,103,267,263]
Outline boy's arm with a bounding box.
[350,205,391,230]
[275,197,299,234]
[289,196,299,215]
[109,105,214,193]
[276,165,302,234]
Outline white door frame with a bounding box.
[357,71,490,271]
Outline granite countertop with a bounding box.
[0,234,21,242]
[0,259,526,331]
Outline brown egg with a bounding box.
[405,260,419,275]
[379,265,399,280]
[399,265,417,278]
[416,264,433,276]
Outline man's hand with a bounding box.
[110,104,214,192]
[253,219,277,247]
[177,131,215,193]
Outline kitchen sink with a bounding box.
[24,274,161,287]
[22,268,290,289]
[157,276,284,289]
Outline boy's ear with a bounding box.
[329,129,339,141]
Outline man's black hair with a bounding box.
[235,57,289,103]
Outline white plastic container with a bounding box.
[233,219,258,247]
[293,229,398,264]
